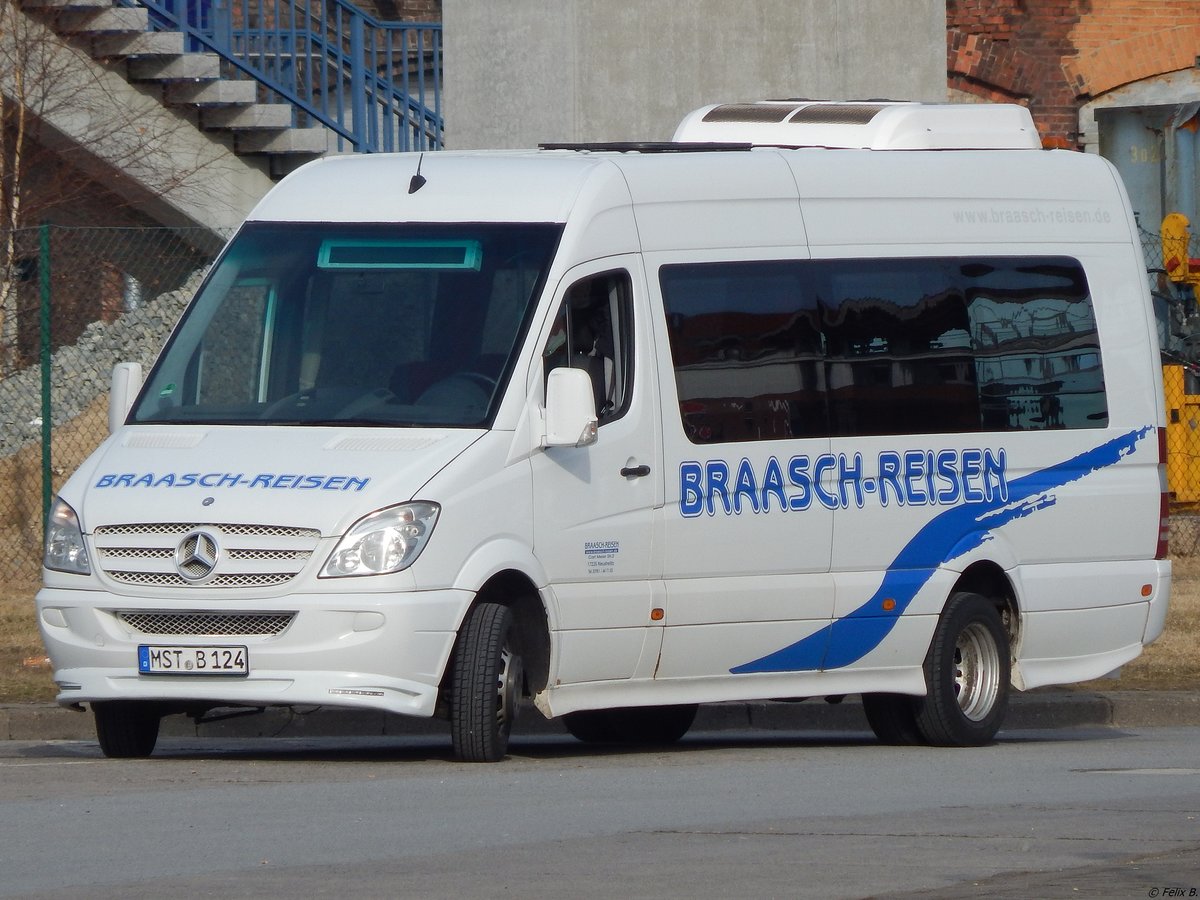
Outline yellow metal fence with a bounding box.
[1164,364,1200,506]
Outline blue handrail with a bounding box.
[124,0,442,152]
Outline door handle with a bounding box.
[620,464,651,478]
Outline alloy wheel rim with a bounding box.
[953,622,1001,722]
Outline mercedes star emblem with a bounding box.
[174,529,221,584]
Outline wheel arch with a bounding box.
[439,568,552,712]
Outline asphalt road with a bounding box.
[1,724,1197,899]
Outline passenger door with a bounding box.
[530,259,664,686]
[650,257,836,680]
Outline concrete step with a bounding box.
[22,0,110,9]
[128,52,221,81]
[31,0,334,172]
[236,126,329,155]
[203,103,293,130]
[92,29,184,58]
[54,6,148,34]
[165,79,259,107]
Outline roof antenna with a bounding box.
[408,154,427,194]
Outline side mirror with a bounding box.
[543,367,598,448]
[109,362,143,433]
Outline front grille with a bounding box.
[106,571,295,589]
[95,523,320,539]
[92,523,322,590]
[101,547,171,561]
[227,549,312,562]
[118,610,296,636]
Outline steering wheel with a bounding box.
[416,372,497,407]
[335,387,397,418]
[262,387,398,419]
[454,372,498,393]
[261,389,317,417]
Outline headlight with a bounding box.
[321,502,440,578]
[44,497,91,575]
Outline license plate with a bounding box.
[138,645,248,676]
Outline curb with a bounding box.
[2,690,1198,743]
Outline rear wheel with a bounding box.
[862,693,923,745]
[914,591,1010,746]
[563,704,698,745]
[450,602,523,762]
[93,701,161,758]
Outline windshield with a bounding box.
[132,222,562,427]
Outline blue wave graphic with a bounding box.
[730,427,1154,674]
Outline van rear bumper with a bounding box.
[36,585,474,718]
[1143,557,1172,646]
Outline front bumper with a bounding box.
[36,585,474,718]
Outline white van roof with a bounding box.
[672,100,1042,150]
[247,100,1127,254]
[248,151,619,224]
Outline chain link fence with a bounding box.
[0,225,219,584]
[1139,223,1195,366]
[1139,221,1200,548]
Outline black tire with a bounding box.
[450,602,522,763]
[914,591,1010,747]
[862,693,923,745]
[93,701,161,758]
[563,704,698,745]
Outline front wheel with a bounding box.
[914,591,1010,746]
[450,602,523,762]
[93,701,161,758]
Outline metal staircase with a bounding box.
[22,0,442,176]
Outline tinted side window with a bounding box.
[964,260,1106,430]
[659,256,1106,444]
[659,262,825,443]
[820,260,977,436]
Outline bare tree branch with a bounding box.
[0,0,273,368]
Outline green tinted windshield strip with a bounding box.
[318,239,483,270]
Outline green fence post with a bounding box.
[40,223,52,534]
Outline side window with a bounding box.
[819,259,979,437]
[660,262,825,443]
[659,256,1106,444]
[965,260,1107,430]
[543,271,633,424]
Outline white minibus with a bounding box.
[38,101,1171,760]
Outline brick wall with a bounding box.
[363,0,441,21]
[948,0,1200,148]
[399,0,440,18]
